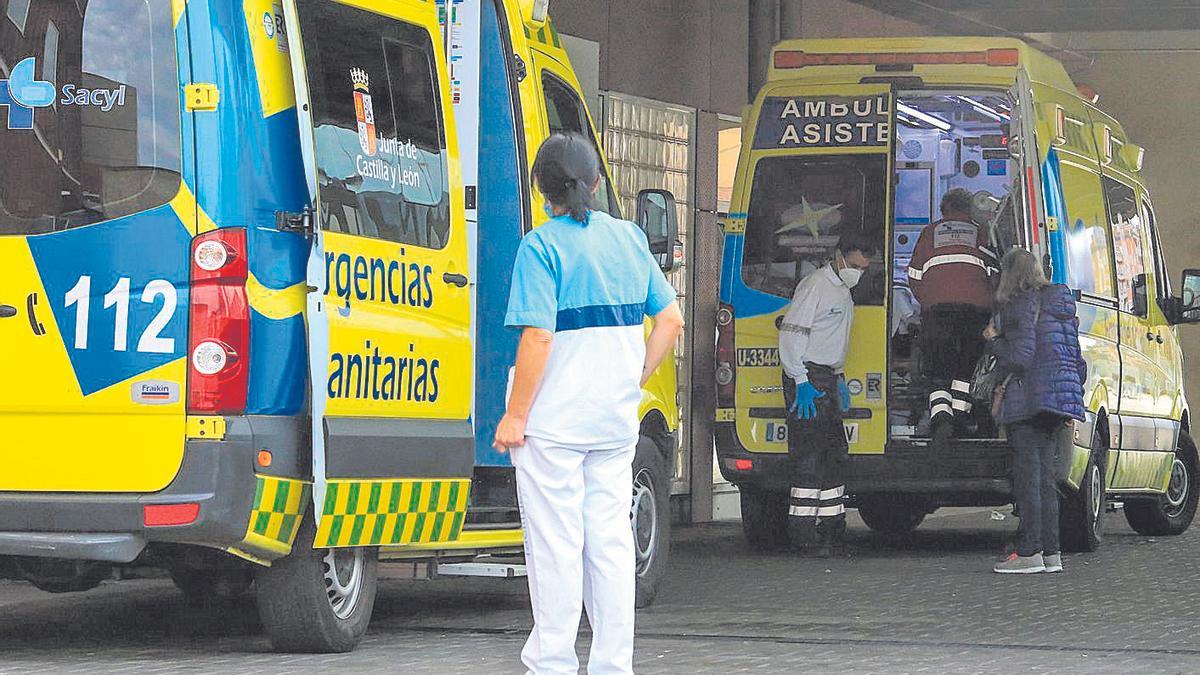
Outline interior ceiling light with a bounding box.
[896,102,952,131]
[951,95,1008,122]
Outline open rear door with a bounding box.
[1008,69,1047,257]
[283,0,474,548]
[733,84,895,456]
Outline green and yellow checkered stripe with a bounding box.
[230,475,309,562]
[524,21,562,49]
[314,478,470,549]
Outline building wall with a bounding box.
[552,0,749,117]
[789,0,934,39]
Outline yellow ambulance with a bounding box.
[716,37,1200,553]
[0,0,678,652]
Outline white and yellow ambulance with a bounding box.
[0,0,679,652]
[716,37,1200,553]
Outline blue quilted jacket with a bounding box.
[993,284,1088,425]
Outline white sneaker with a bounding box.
[1043,553,1063,573]
[993,552,1046,574]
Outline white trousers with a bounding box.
[512,436,637,675]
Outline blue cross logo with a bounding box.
[0,57,56,130]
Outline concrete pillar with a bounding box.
[687,111,722,524]
[748,0,779,101]
[779,0,803,39]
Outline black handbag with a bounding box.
[969,341,1003,407]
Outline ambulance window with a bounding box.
[1103,177,1147,315]
[540,73,619,217]
[1059,164,1116,299]
[741,154,887,305]
[0,0,181,235]
[5,0,31,33]
[300,5,450,249]
[1143,199,1171,299]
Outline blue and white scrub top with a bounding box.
[505,210,677,449]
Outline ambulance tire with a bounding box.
[856,495,928,535]
[255,515,379,653]
[1059,431,1107,553]
[1125,431,1200,537]
[633,435,671,609]
[739,486,791,551]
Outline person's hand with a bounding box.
[789,380,825,420]
[838,378,852,412]
[492,412,527,453]
[983,321,998,340]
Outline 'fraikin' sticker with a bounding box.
[131,380,179,405]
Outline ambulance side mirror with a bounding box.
[1171,268,1200,324]
[637,189,680,273]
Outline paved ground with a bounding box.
[3,507,1200,673]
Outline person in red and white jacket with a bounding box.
[907,188,999,445]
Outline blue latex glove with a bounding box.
[839,378,852,412]
[790,380,825,420]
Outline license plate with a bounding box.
[736,348,780,368]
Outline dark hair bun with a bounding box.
[532,133,600,223]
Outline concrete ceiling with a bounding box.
[848,0,1200,34]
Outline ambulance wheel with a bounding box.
[632,435,671,609]
[857,495,928,535]
[255,515,378,653]
[1125,431,1199,537]
[1060,430,1108,553]
[739,486,790,551]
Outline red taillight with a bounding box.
[716,302,736,407]
[774,48,1018,69]
[734,459,753,471]
[985,48,1020,67]
[188,228,250,414]
[144,503,200,527]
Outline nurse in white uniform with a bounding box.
[493,133,684,675]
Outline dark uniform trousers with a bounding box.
[782,363,848,549]
[920,303,991,428]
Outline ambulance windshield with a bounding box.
[0,0,181,235]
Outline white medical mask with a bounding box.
[836,252,863,288]
[838,266,863,288]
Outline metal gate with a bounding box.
[600,92,696,494]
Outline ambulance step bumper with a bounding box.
[0,532,146,563]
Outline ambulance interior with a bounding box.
[889,92,1022,441]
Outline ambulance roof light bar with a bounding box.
[896,102,953,132]
[774,48,1019,70]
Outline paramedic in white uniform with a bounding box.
[778,234,874,556]
[493,133,684,675]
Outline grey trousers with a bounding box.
[1009,415,1065,556]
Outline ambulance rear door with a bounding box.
[0,1,192,493]
[733,84,895,457]
[283,0,474,545]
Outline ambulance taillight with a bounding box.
[187,229,250,415]
[716,303,736,407]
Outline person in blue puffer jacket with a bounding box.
[984,248,1087,574]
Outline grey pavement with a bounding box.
[3,508,1200,673]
